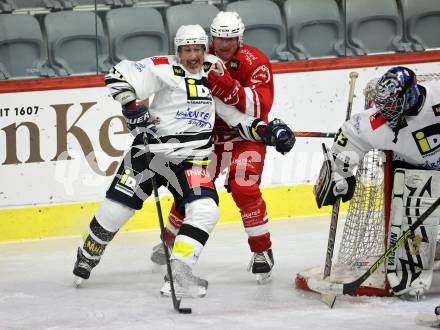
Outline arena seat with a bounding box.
[107,7,169,63]
[0,14,55,79]
[345,0,411,55]
[284,0,347,59]
[399,0,440,51]
[165,3,219,52]
[44,10,111,75]
[226,0,293,61]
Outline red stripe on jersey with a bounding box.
[370,111,386,130]
[151,57,169,65]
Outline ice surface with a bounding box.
[0,216,439,330]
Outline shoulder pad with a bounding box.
[151,56,169,65]
[369,111,386,130]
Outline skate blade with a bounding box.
[73,276,83,288]
[321,293,337,308]
[160,281,207,298]
[256,272,272,284]
[416,314,440,327]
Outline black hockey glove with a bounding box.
[259,119,295,154]
[122,103,156,143]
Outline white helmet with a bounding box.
[210,11,245,43]
[174,24,208,54]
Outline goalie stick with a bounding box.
[320,71,358,307]
[143,135,192,314]
[307,195,440,306]
[294,131,336,138]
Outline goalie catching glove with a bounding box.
[314,143,356,208]
[122,102,157,143]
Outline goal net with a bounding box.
[296,72,440,296]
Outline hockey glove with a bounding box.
[314,144,356,208]
[208,69,245,109]
[258,119,295,154]
[122,103,156,143]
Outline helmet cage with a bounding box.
[374,67,419,129]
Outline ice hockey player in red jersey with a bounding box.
[151,11,277,284]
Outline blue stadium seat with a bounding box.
[106,7,169,63]
[0,14,55,79]
[345,0,411,55]
[226,0,292,61]
[165,3,219,52]
[284,0,346,60]
[400,0,440,51]
[44,11,111,75]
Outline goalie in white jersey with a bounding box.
[315,66,440,299]
[71,24,294,298]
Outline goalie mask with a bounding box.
[174,24,208,57]
[374,66,421,130]
[210,11,245,44]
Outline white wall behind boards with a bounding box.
[1,62,439,208]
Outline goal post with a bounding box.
[295,149,393,296]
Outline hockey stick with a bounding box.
[308,195,440,300]
[143,135,192,314]
[294,131,336,138]
[321,71,358,307]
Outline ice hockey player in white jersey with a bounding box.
[314,66,440,299]
[72,24,295,298]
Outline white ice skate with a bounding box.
[160,259,208,298]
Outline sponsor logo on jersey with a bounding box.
[115,167,142,197]
[185,77,212,104]
[184,167,214,189]
[412,123,440,156]
[369,111,386,130]
[175,107,212,128]
[432,103,440,116]
[151,56,169,65]
[173,66,185,77]
[250,65,271,84]
[202,62,212,72]
[229,60,240,71]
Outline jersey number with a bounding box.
[335,128,348,147]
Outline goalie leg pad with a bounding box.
[387,169,440,297]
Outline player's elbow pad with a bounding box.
[104,68,136,105]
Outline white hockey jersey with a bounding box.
[333,80,440,170]
[108,54,259,159]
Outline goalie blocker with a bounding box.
[314,143,356,208]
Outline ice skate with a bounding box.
[160,259,208,298]
[150,242,168,266]
[247,248,274,284]
[72,247,99,287]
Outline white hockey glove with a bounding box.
[314,143,356,208]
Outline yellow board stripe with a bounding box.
[0,184,347,243]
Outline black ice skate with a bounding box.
[160,259,208,298]
[73,247,99,287]
[247,248,274,284]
